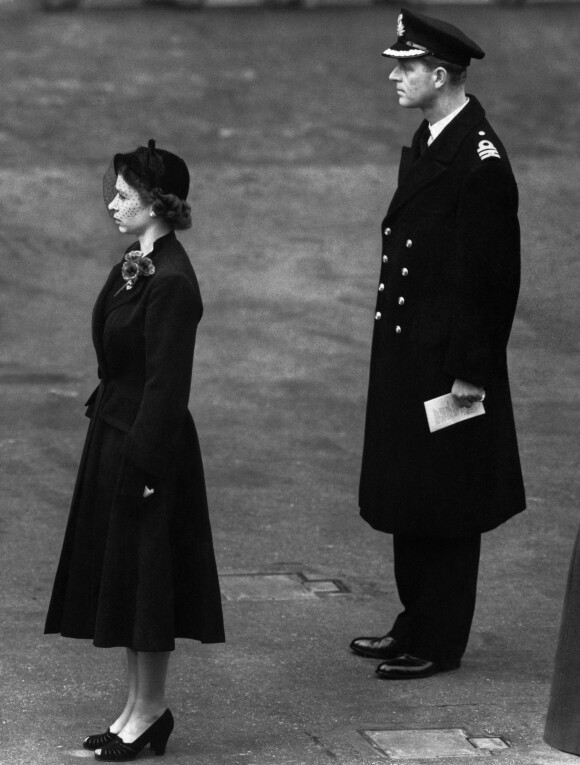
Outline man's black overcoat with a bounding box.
[45,231,225,651]
[359,96,526,538]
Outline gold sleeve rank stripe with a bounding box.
[477,139,500,160]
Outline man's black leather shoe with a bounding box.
[350,634,403,659]
[375,654,460,680]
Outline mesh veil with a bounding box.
[103,158,118,208]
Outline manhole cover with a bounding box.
[220,573,347,601]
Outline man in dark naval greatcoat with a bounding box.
[351,8,526,679]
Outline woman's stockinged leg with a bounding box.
[115,650,171,743]
[109,649,138,734]
[94,651,171,755]
[83,649,138,750]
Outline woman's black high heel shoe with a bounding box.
[83,729,121,751]
[95,709,174,761]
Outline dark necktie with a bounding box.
[419,127,430,156]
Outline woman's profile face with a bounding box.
[108,173,151,237]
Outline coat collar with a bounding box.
[145,229,177,259]
[387,95,486,219]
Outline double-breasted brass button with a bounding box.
[375,312,382,320]
[382,255,388,263]
[384,227,392,236]
[378,283,385,292]
[395,325,402,334]
[398,297,405,305]
[401,268,409,276]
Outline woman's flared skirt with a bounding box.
[45,414,225,652]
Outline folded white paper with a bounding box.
[424,393,485,433]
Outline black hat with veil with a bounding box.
[103,139,190,207]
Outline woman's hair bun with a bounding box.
[151,192,192,230]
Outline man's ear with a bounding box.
[433,66,448,89]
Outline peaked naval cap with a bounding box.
[383,8,485,67]
[103,139,190,208]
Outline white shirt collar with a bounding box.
[427,98,470,145]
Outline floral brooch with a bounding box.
[114,250,156,296]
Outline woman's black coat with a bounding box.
[45,231,224,651]
[359,96,526,538]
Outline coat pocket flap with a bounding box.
[98,389,140,433]
[84,383,102,419]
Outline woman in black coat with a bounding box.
[45,140,224,761]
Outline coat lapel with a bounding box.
[105,275,146,316]
[398,145,416,186]
[91,232,177,377]
[388,147,447,218]
[91,261,145,377]
[387,96,486,220]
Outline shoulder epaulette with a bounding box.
[476,135,500,161]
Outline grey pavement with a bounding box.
[1,5,579,765]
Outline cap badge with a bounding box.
[397,13,405,38]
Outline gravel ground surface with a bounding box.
[0,5,579,765]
